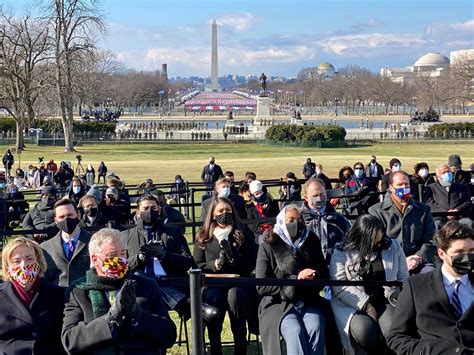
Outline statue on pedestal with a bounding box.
[227,110,233,120]
[259,73,267,96]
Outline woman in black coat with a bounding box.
[0,237,65,354]
[409,162,435,201]
[193,197,256,355]
[256,205,329,355]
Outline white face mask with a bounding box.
[218,186,230,198]
[418,168,429,178]
[315,169,322,176]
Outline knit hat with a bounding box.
[249,180,263,194]
[448,154,462,167]
[87,185,104,203]
[105,186,119,197]
[41,185,57,196]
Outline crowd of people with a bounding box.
[0,152,472,355]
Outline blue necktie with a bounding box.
[452,280,463,319]
[67,240,75,261]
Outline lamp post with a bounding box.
[334,97,339,117]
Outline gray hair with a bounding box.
[89,228,125,257]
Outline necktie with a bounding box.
[67,240,75,261]
[452,280,463,319]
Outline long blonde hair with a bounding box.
[2,237,47,280]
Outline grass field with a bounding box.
[4,141,473,185]
[2,141,473,354]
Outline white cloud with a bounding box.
[214,12,258,32]
[450,19,474,32]
[318,33,425,55]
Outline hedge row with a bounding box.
[0,118,117,133]
[265,124,346,143]
[427,122,473,136]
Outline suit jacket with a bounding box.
[424,181,472,218]
[330,239,409,355]
[200,163,223,184]
[387,267,474,355]
[61,274,176,354]
[122,220,194,277]
[0,279,65,355]
[365,162,384,182]
[41,229,92,287]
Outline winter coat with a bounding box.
[256,231,329,355]
[329,239,409,355]
[22,201,58,238]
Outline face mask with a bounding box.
[11,188,18,194]
[107,196,116,204]
[215,212,233,226]
[175,179,183,184]
[100,256,129,279]
[394,187,410,201]
[42,196,55,206]
[57,217,80,234]
[449,253,474,275]
[83,207,98,217]
[140,209,160,225]
[392,164,401,172]
[254,192,266,203]
[310,195,327,210]
[370,159,376,164]
[440,171,453,186]
[8,262,41,288]
[354,169,364,178]
[342,175,351,181]
[73,186,81,194]
[315,169,322,176]
[451,165,461,172]
[286,221,305,240]
[418,168,429,178]
[218,187,230,198]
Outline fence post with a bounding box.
[189,269,204,355]
[190,187,196,242]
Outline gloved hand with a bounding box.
[215,249,227,270]
[121,281,142,320]
[108,280,135,326]
[220,239,234,262]
[140,242,166,260]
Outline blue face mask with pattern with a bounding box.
[439,171,453,186]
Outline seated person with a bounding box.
[330,215,408,355]
[387,221,474,354]
[246,180,280,244]
[0,237,65,354]
[22,185,59,242]
[278,172,302,208]
[343,161,379,216]
[256,205,329,355]
[61,228,177,354]
[194,197,256,355]
[105,186,130,224]
[424,163,472,230]
[67,177,86,205]
[154,189,187,235]
[4,183,29,229]
[78,195,117,229]
[200,177,246,222]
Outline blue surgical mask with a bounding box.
[440,171,453,186]
[392,164,401,172]
[354,169,364,178]
[73,186,81,194]
[218,186,230,198]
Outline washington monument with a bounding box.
[211,18,219,91]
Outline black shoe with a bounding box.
[201,303,220,321]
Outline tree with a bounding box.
[49,0,105,152]
[0,11,51,150]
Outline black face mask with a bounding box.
[42,197,56,207]
[84,207,98,218]
[450,253,474,275]
[215,212,233,226]
[57,217,80,234]
[140,209,160,225]
[370,159,376,164]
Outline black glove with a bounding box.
[215,249,226,270]
[121,281,142,320]
[140,242,166,260]
[107,280,135,326]
[220,239,234,262]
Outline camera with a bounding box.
[76,155,82,162]
[38,156,44,162]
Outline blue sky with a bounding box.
[7,0,474,77]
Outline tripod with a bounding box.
[75,160,85,174]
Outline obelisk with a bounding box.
[211,18,219,92]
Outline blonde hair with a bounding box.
[1,237,47,280]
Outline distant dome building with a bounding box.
[413,52,450,75]
[316,62,336,79]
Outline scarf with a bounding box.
[77,268,127,319]
[10,276,41,308]
[273,206,309,251]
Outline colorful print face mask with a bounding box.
[8,262,41,288]
[100,257,129,279]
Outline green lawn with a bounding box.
[4,142,473,186]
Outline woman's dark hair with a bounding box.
[353,161,364,170]
[434,220,473,252]
[196,197,244,247]
[338,166,354,181]
[342,214,384,276]
[413,162,429,175]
